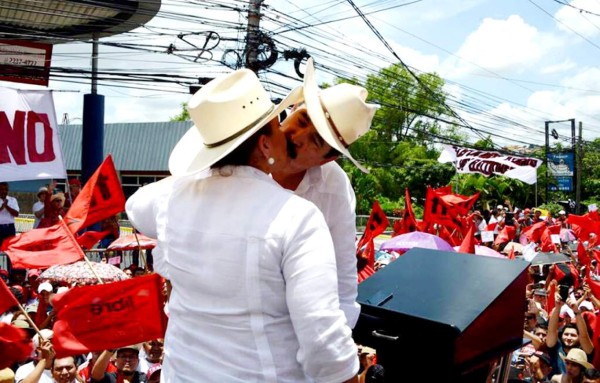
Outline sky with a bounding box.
[3,0,600,149]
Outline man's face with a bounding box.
[70,184,80,196]
[52,357,77,383]
[562,328,579,347]
[280,108,337,173]
[0,184,8,199]
[565,361,583,378]
[115,349,139,373]
[143,339,164,363]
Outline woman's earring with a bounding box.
[268,157,275,165]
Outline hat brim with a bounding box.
[303,58,369,173]
[169,86,303,176]
[560,354,594,370]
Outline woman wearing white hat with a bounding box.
[127,69,359,382]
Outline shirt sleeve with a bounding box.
[8,196,19,212]
[125,177,174,238]
[282,202,359,383]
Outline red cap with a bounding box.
[68,178,81,186]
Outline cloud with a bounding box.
[540,59,577,74]
[441,15,561,78]
[554,0,600,38]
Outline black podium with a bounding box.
[354,248,529,382]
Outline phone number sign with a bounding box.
[0,40,53,86]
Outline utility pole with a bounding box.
[545,121,549,204]
[576,121,583,214]
[245,0,263,73]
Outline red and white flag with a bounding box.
[0,87,66,181]
[438,145,541,185]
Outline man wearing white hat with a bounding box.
[272,58,378,328]
[14,329,54,383]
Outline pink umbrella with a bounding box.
[107,233,157,251]
[453,245,505,258]
[380,232,455,253]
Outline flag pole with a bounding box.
[16,302,46,341]
[132,231,148,272]
[59,216,105,284]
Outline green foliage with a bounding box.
[170,102,190,121]
[536,202,563,216]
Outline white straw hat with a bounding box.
[303,57,378,173]
[169,69,302,175]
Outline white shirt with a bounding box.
[15,361,53,383]
[32,200,44,228]
[294,162,360,328]
[126,166,358,383]
[0,195,19,224]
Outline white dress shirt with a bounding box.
[126,166,358,383]
[0,196,19,224]
[15,361,53,383]
[294,162,360,328]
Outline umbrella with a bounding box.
[560,228,576,243]
[502,242,523,254]
[453,245,504,258]
[107,233,157,251]
[38,261,129,286]
[530,252,571,266]
[379,232,455,253]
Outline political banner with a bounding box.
[0,87,66,181]
[438,145,542,185]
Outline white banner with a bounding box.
[438,145,542,185]
[0,87,66,181]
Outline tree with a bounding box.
[336,63,465,214]
[170,102,190,121]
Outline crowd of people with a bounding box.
[3,57,599,383]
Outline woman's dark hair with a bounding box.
[365,364,385,382]
[211,120,275,169]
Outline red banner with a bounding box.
[2,219,84,268]
[423,186,471,232]
[64,155,126,233]
[52,273,167,357]
[0,322,33,369]
[0,279,18,315]
[357,200,389,252]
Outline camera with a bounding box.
[559,284,569,301]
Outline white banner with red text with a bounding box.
[0,87,66,181]
[437,145,542,185]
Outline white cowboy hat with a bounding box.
[169,69,302,175]
[560,348,593,369]
[303,57,378,173]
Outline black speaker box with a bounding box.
[354,247,529,381]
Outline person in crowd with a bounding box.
[91,345,146,383]
[0,181,19,248]
[271,58,377,328]
[126,68,359,381]
[528,350,553,382]
[15,329,55,383]
[550,348,592,382]
[51,356,80,383]
[145,365,160,383]
[583,368,600,383]
[33,187,48,229]
[63,179,81,211]
[77,352,116,383]
[547,298,593,376]
[137,339,163,375]
[38,182,66,229]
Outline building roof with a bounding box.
[60,121,192,172]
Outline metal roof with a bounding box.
[59,121,193,172]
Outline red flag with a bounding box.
[540,227,557,253]
[423,187,465,231]
[494,226,516,246]
[438,191,480,216]
[76,230,111,250]
[64,155,126,233]
[546,283,556,314]
[588,276,600,301]
[402,188,418,233]
[357,200,389,252]
[0,279,19,315]
[507,246,515,260]
[51,273,167,357]
[0,323,33,369]
[1,220,85,269]
[520,221,548,245]
[567,213,600,241]
[458,224,476,254]
[578,241,591,268]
